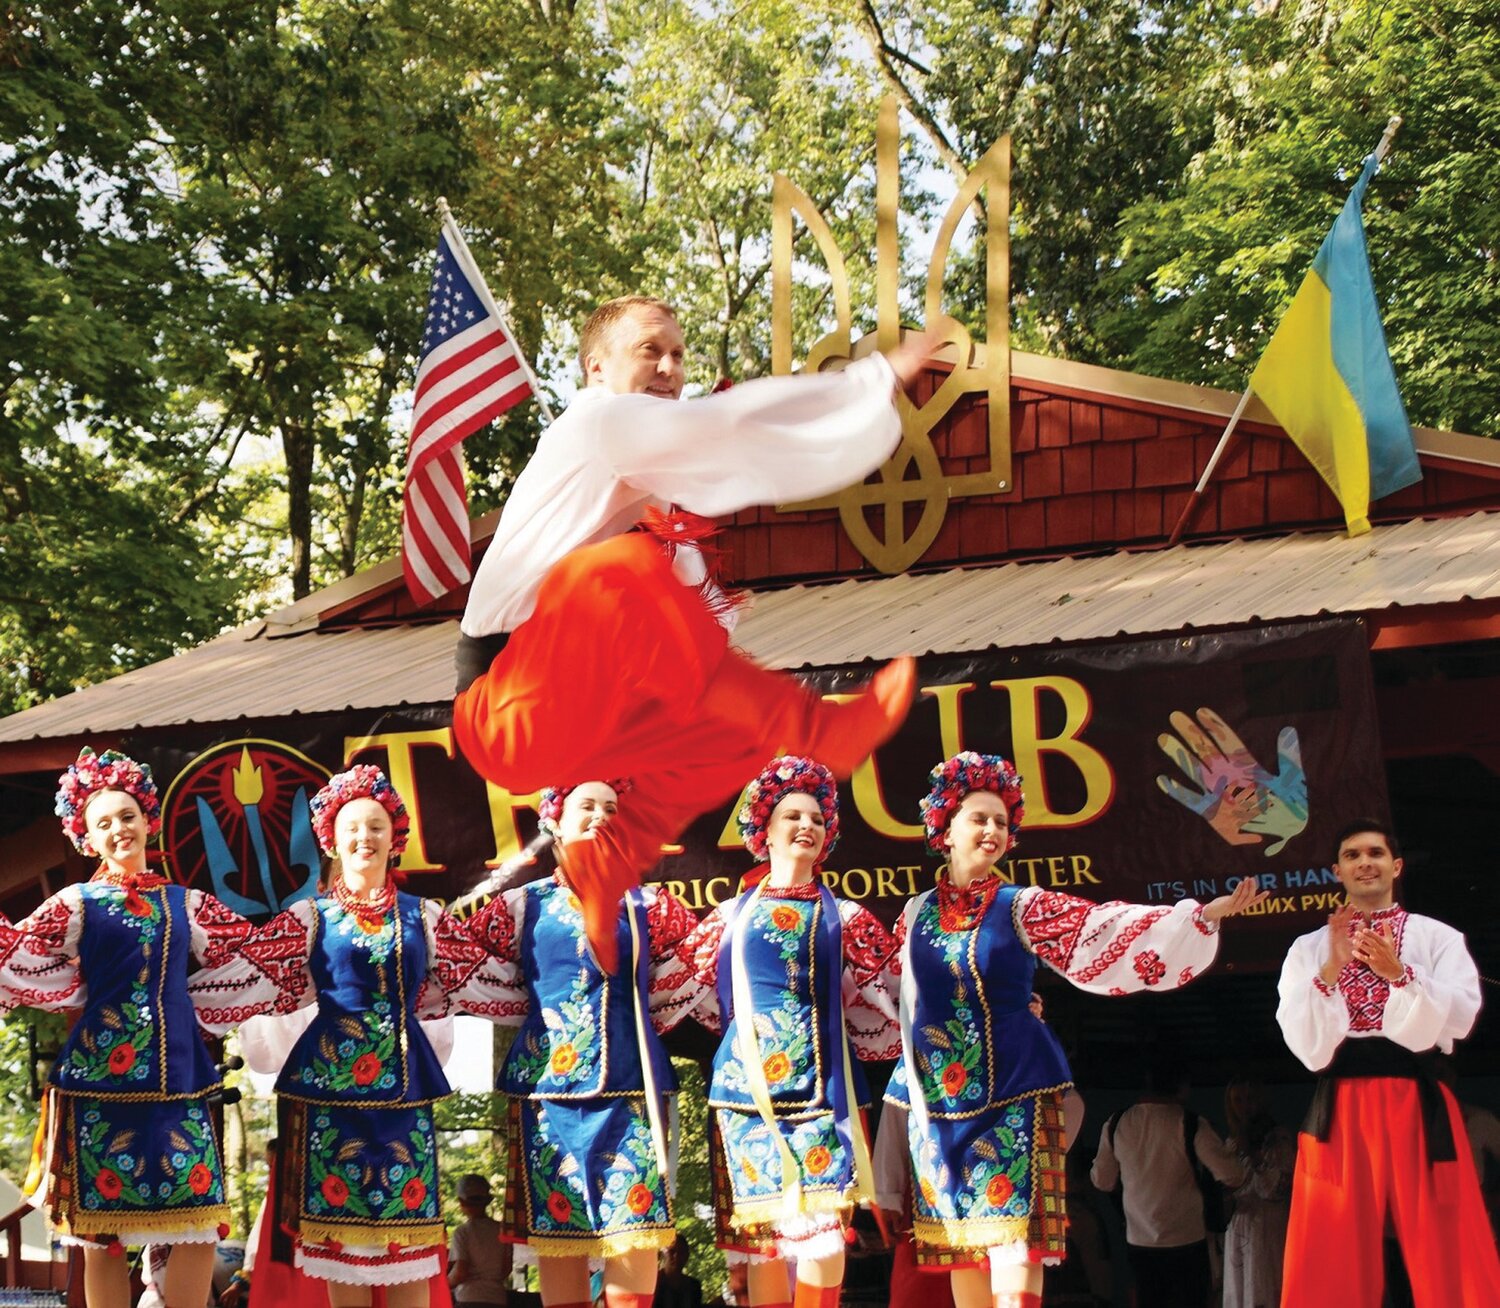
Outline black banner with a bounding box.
[127,618,1386,972]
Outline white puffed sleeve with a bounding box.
[0,886,85,1012]
[188,900,317,1035]
[1014,887,1223,994]
[599,354,901,516]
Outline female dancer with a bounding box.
[889,752,1268,1308]
[657,757,899,1308]
[440,780,696,1308]
[189,765,452,1304]
[0,748,248,1308]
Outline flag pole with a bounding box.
[1163,115,1403,548]
[1166,386,1253,547]
[435,196,557,425]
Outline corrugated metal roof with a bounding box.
[732,511,1500,667]
[0,623,462,744]
[2,512,1497,744]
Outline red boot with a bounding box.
[792,1282,842,1308]
[698,651,916,779]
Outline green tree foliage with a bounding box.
[3,0,1494,718]
[845,0,1224,354]
[1,3,273,712]
[1103,0,1500,436]
[616,0,896,388]
[0,1013,67,1184]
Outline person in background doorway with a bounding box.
[450,1174,511,1308]
[1090,1055,1245,1308]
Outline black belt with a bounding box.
[454,631,509,695]
[1303,1037,1457,1163]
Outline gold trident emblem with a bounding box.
[771,96,1011,575]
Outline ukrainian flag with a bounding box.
[1250,153,1421,535]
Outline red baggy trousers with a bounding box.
[452,532,913,969]
[1281,1077,1500,1307]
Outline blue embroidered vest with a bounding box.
[497,880,676,1099]
[277,891,451,1105]
[708,886,870,1112]
[54,881,220,1098]
[888,883,1071,1116]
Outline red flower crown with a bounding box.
[55,748,162,855]
[309,765,410,860]
[737,756,840,862]
[920,752,1025,854]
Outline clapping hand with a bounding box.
[1353,920,1404,982]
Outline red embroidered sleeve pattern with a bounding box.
[648,909,723,1033]
[646,888,697,960]
[1066,906,1172,987]
[194,894,254,968]
[226,910,311,1014]
[1015,889,1096,973]
[841,905,898,988]
[0,898,80,1007]
[12,897,73,958]
[430,908,501,1005]
[687,911,726,984]
[1132,950,1167,986]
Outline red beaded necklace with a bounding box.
[331,874,395,926]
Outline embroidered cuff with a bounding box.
[1312,976,1336,998]
[1191,905,1218,936]
[1388,964,1415,989]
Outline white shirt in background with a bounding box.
[1091,1102,1245,1248]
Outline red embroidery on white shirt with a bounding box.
[1016,889,1095,972]
[1336,906,1409,1031]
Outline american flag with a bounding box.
[402,214,540,605]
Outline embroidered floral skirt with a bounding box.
[502,1095,676,1259]
[47,1090,229,1246]
[907,1089,1068,1266]
[279,1098,443,1284]
[710,1107,858,1260]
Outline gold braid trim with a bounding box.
[525,1227,678,1260]
[298,1219,445,1249]
[728,1189,853,1229]
[63,1205,231,1239]
[913,1213,1029,1250]
[51,1086,225,1104]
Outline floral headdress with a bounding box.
[737,756,840,862]
[537,779,632,837]
[55,748,163,855]
[920,752,1025,854]
[309,765,410,860]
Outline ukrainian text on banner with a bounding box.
[124,617,1385,973]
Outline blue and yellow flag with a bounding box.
[1249,153,1421,535]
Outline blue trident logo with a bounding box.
[195,747,320,914]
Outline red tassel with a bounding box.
[636,506,747,621]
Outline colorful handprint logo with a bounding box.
[1155,708,1309,856]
